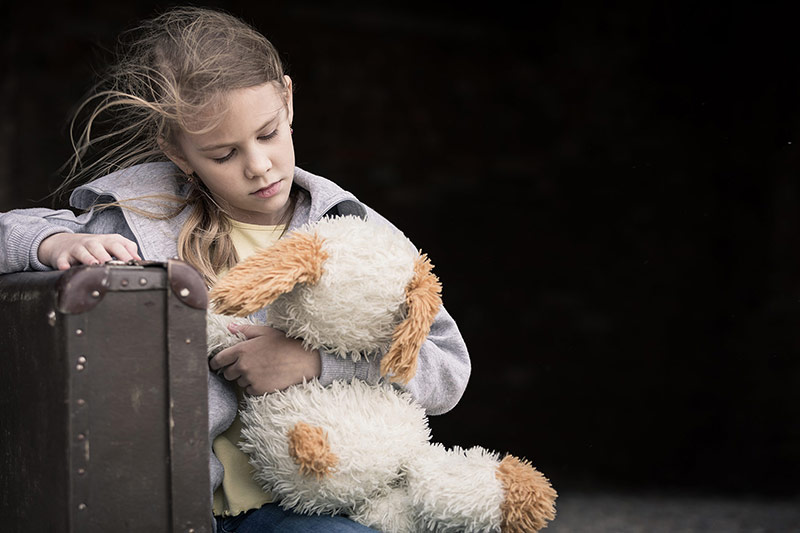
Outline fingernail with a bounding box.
[228,323,240,332]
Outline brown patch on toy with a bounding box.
[381,254,442,384]
[210,231,328,316]
[496,455,557,533]
[287,421,339,479]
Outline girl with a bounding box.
[0,6,471,533]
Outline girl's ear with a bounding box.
[284,75,294,126]
[158,136,193,176]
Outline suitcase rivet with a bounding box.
[77,433,85,441]
[139,277,148,286]
[91,290,100,298]
[77,398,86,406]
[76,364,85,372]
[75,329,84,336]
[78,356,87,364]
[47,310,56,326]
[77,467,86,475]
[78,503,87,511]
[185,338,192,344]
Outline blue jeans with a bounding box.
[215,503,378,532]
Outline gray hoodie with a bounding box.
[0,162,471,497]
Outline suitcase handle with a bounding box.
[55,259,207,314]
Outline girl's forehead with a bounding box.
[183,83,287,136]
[223,86,286,120]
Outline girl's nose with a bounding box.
[244,150,272,179]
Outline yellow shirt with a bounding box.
[212,220,285,517]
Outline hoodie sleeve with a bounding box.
[395,306,471,415]
[0,206,136,273]
[0,207,86,272]
[316,206,471,416]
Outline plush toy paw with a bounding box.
[407,444,557,533]
[495,454,557,533]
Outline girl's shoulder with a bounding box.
[69,162,187,210]
[291,167,368,226]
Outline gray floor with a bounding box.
[546,490,800,533]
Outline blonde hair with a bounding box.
[61,6,293,285]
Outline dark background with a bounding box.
[3,0,799,503]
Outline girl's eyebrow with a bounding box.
[197,115,280,152]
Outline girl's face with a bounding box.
[167,78,295,225]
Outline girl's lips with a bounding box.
[252,180,282,198]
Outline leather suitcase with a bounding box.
[0,260,212,532]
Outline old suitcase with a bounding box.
[0,259,212,532]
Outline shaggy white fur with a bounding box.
[265,216,418,360]
[350,487,417,533]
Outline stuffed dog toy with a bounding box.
[207,215,557,532]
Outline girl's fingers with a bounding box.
[40,233,143,270]
[209,346,238,371]
[230,323,272,340]
[56,256,74,271]
[223,365,241,382]
[122,237,142,260]
[107,240,138,262]
[85,241,114,264]
[72,246,102,266]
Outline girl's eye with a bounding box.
[212,151,234,164]
[258,130,278,141]
[210,130,277,163]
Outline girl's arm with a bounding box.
[209,307,471,416]
[0,207,139,272]
[395,306,471,415]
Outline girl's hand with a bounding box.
[38,233,141,270]
[209,323,321,396]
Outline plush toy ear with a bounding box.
[381,253,442,384]
[209,231,328,316]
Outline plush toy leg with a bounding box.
[350,487,417,533]
[406,444,557,533]
[239,380,431,517]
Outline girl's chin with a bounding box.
[231,198,291,225]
